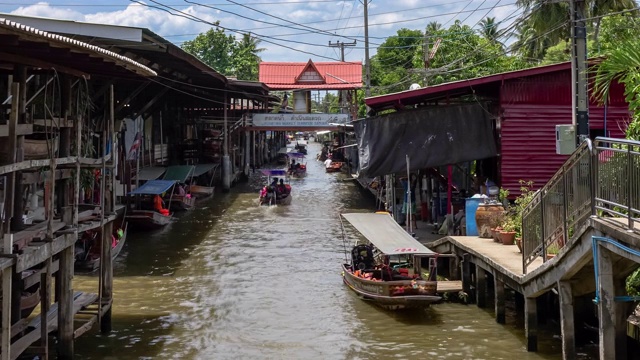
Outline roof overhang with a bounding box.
[0,16,156,78]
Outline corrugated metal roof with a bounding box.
[0,17,156,77]
[259,60,362,90]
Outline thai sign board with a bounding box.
[252,113,349,128]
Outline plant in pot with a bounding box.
[499,218,517,245]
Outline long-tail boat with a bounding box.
[162,165,196,211]
[286,152,307,177]
[340,212,441,310]
[125,179,176,231]
[258,169,292,206]
[188,163,219,200]
[75,223,128,272]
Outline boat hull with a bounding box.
[75,225,128,272]
[189,185,215,200]
[341,264,440,310]
[259,194,292,206]
[126,210,172,231]
[167,195,196,211]
[326,162,344,173]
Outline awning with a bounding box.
[286,152,306,159]
[163,165,195,183]
[334,144,357,150]
[260,169,288,177]
[341,213,435,255]
[354,103,497,178]
[316,130,331,135]
[136,166,166,181]
[192,163,218,177]
[278,147,290,154]
[128,180,176,195]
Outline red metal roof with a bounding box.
[366,62,572,110]
[259,60,362,90]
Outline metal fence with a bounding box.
[522,139,593,273]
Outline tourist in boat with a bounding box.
[154,194,169,216]
[277,179,288,195]
[177,183,186,196]
[324,155,333,169]
[290,159,296,171]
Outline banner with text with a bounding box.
[252,113,349,128]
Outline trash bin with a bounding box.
[465,197,484,236]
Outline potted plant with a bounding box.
[499,218,517,245]
[546,242,561,260]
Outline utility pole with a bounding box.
[329,40,357,114]
[362,0,371,97]
[329,40,356,62]
[571,0,589,144]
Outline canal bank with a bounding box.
[72,143,579,359]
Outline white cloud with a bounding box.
[10,1,84,21]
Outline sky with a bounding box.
[0,0,520,63]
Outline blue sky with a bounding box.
[0,0,519,63]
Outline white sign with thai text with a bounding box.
[252,113,349,127]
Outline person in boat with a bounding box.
[177,183,186,196]
[277,179,288,195]
[290,159,296,171]
[324,154,333,169]
[154,194,170,216]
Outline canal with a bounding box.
[73,142,587,359]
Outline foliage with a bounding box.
[501,180,535,238]
[627,267,640,296]
[182,24,264,81]
[592,39,640,140]
[499,187,510,202]
[479,17,502,46]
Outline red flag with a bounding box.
[128,132,141,160]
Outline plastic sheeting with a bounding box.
[354,103,497,178]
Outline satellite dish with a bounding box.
[409,83,421,90]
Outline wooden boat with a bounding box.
[189,184,214,199]
[125,179,176,231]
[340,212,441,310]
[188,163,219,200]
[258,169,292,206]
[162,165,197,210]
[166,194,195,211]
[326,161,344,173]
[75,224,128,272]
[287,152,307,177]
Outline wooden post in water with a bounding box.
[461,253,472,304]
[494,279,506,324]
[557,280,575,359]
[448,255,460,280]
[39,258,52,359]
[1,235,13,360]
[475,267,487,308]
[525,296,538,352]
[57,241,74,359]
[100,85,115,333]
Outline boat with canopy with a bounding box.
[162,165,196,210]
[188,163,218,200]
[276,147,290,165]
[286,152,307,177]
[126,179,176,230]
[75,222,128,272]
[258,169,292,206]
[340,212,441,310]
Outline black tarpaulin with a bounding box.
[354,103,497,178]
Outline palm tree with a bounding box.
[237,33,265,61]
[593,40,640,139]
[426,21,442,35]
[233,33,265,80]
[479,17,499,43]
[510,21,555,61]
[590,0,637,47]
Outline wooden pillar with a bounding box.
[39,258,52,359]
[494,278,506,324]
[58,77,72,223]
[1,235,13,360]
[525,296,538,352]
[476,266,487,308]
[4,83,19,232]
[557,281,575,359]
[461,253,472,304]
[448,255,460,280]
[100,221,113,333]
[251,130,256,171]
[11,67,26,231]
[597,248,616,360]
[57,243,74,359]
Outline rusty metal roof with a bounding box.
[259,60,362,90]
[0,17,156,77]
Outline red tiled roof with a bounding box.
[259,60,362,90]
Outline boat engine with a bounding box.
[351,244,374,271]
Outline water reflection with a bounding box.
[74,142,571,360]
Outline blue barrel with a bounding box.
[465,197,484,236]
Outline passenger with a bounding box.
[290,159,296,171]
[153,194,169,216]
[177,184,186,196]
[324,157,333,169]
[278,179,288,195]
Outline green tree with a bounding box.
[233,33,265,81]
[479,17,500,45]
[182,22,237,76]
[370,28,424,94]
[593,40,640,140]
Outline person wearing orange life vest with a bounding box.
[154,194,169,216]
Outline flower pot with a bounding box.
[475,203,505,239]
[546,253,557,261]
[499,231,516,245]
[515,237,522,253]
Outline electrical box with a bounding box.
[556,124,576,155]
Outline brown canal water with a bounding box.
[73,142,595,360]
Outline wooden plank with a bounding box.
[32,118,74,128]
[15,234,75,273]
[21,169,73,185]
[57,246,73,359]
[0,124,32,137]
[436,280,462,293]
[1,267,12,360]
[0,154,112,176]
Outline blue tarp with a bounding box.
[129,180,176,195]
[260,169,288,177]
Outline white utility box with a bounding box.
[556,124,576,155]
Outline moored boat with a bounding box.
[340,212,441,310]
[125,179,176,231]
[258,169,292,206]
[188,163,219,200]
[325,161,344,173]
[163,165,196,211]
[75,223,128,272]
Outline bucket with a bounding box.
[465,197,484,236]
